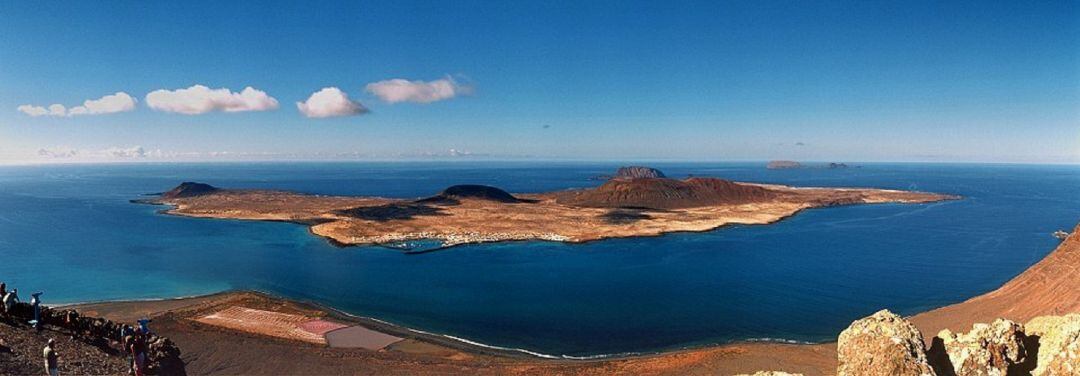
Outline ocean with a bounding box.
[0,162,1077,357]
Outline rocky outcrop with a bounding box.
[612,166,666,180]
[936,319,1027,376]
[835,310,1080,376]
[6,302,184,375]
[1025,313,1080,376]
[161,181,218,198]
[767,160,802,169]
[418,184,526,204]
[837,309,936,376]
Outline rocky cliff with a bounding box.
[910,223,1080,338]
[829,310,1080,376]
[1025,314,1080,376]
[836,310,936,376]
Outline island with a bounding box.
[767,160,856,169]
[139,167,957,250]
[766,160,803,169]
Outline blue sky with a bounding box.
[1,1,1077,164]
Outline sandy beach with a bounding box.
[72,290,839,375]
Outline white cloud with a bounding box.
[37,148,79,158]
[35,146,155,159]
[145,85,279,114]
[17,92,136,117]
[296,87,368,118]
[69,92,136,115]
[365,76,471,104]
[48,104,67,116]
[18,105,49,117]
[103,146,149,158]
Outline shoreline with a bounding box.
[66,288,821,361]
[63,223,1080,375]
[70,290,840,375]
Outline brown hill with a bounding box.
[555,177,778,210]
[911,224,1080,338]
[161,182,218,199]
[416,184,527,204]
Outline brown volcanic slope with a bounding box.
[146,167,955,248]
[161,181,218,198]
[554,177,779,210]
[911,223,1080,337]
[418,184,529,204]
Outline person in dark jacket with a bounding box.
[130,328,147,376]
[121,326,135,375]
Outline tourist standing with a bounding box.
[43,338,59,376]
[121,326,134,375]
[130,328,146,376]
[4,288,19,315]
[64,310,80,338]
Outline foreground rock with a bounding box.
[936,319,1027,376]
[838,306,1080,376]
[1025,313,1080,376]
[837,309,935,376]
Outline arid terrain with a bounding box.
[144,168,956,249]
[71,291,839,376]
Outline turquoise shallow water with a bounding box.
[0,162,1077,357]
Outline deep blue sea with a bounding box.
[0,162,1077,357]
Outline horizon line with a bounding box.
[2,158,1079,168]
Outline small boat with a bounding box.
[1053,230,1070,240]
